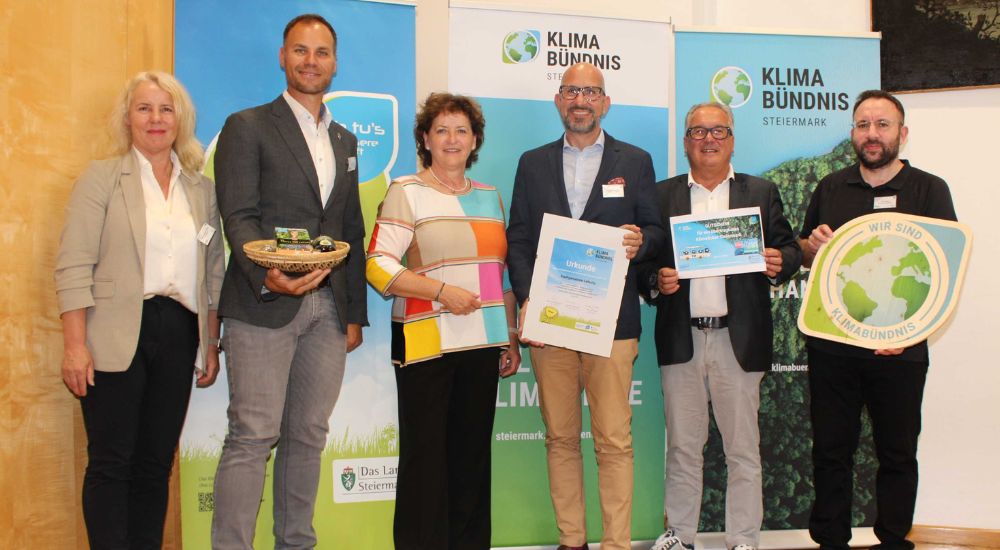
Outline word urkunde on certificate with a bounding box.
[522,213,629,357]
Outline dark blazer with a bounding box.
[638,173,801,372]
[215,95,368,331]
[506,132,665,340]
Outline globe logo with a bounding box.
[710,66,752,108]
[799,213,972,351]
[502,30,540,64]
[835,234,931,326]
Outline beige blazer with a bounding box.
[55,150,225,372]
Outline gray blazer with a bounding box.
[55,150,225,372]
[214,96,368,330]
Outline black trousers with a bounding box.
[393,347,502,550]
[81,296,198,550]
[807,347,928,550]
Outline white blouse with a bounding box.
[135,147,198,314]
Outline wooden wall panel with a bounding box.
[0,1,175,548]
[126,0,175,76]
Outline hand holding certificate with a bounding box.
[520,214,630,357]
[670,207,767,278]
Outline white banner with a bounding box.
[449,6,672,547]
[449,7,670,107]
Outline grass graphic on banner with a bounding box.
[180,423,398,548]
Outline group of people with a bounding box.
[54,11,955,550]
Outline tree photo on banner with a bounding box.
[450,7,670,546]
[174,1,415,547]
[674,29,880,531]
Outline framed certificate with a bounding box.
[670,207,766,279]
[521,213,630,357]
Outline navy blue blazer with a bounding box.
[637,173,801,372]
[506,133,665,340]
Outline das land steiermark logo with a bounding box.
[340,466,356,491]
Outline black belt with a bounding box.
[691,316,728,329]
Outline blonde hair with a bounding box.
[108,71,204,173]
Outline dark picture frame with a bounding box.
[872,0,1000,92]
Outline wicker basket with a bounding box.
[243,239,350,272]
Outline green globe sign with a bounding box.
[710,66,752,108]
[799,213,972,350]
[836,234,930,326]
[502,30,540,64]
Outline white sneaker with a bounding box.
[650,529,694,550]
[730,545,756,550]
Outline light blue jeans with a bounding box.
[212,288,346,550]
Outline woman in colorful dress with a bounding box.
[367,92,520,550]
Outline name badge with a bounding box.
[602,184,624,198]
[197,223,216,245]
[347,156,357,172]
[873,195,897,209]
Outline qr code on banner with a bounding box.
[198,492,214,512]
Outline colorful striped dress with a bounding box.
[366,174,511,365]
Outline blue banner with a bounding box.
[175,1,414,547]
[674,29,880,532]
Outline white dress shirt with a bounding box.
[283,91,336,206]
[688,165,736,318]
[136,147,198,314]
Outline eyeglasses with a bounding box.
[851,119,901,132]
[558,86,605,102]
[685,126,732,140]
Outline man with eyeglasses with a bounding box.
[638,102,800,550]
[800,90,956,550]
[506,62,665,550]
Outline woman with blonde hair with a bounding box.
[55,70,224,549]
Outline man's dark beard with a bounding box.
[854,139,899,170]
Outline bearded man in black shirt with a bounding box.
[799,90,957,550]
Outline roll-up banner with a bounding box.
[449,7,671,546]
[674,28,880,532]
[175,1,415,547]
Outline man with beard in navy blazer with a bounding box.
[506,62,665,550]
[211,14,367,549]
[639,102,801,550]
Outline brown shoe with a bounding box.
[556,545,589,550]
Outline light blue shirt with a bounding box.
[562,131,605,219]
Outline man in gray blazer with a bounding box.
[211,14,367,549]
[639,102,800,550]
